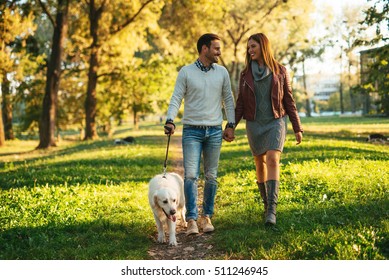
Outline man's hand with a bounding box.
[164,124,175,135]
[223,128,235,142]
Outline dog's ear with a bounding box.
[152,194,159,208]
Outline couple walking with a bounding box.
[164,33,303,235]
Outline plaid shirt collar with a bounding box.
[195,59,214,72]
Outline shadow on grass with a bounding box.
[219,140,388,177]
[282,144,389,162]
[213,197,389,260]
[0,157,165,190]
[1,135,166,160]
[0,136,170,190]
[0,219,155,260]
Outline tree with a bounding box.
[36,0,70,149]
[0,105,4,146]
[159,0,315,99]
[83,0,159,140]
[334,4,369,114]
[0,1,35,143]
[289,44,326,117]
[1,74,13,140]
[159,0,225,57]
[357,0,389,115]
[361,0,388,45]
[219,0,294,94]
[342,12,365,113]
[14,21,51,136]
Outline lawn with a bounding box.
[0,116,388,259]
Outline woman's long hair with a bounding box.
[242,33,281,76]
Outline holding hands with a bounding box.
[223,128,235,142]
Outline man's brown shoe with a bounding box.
[186,219,199,235]
[201,216,214,233]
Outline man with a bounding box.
[164,33,235,235]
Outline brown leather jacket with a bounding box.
[235,64,303,133]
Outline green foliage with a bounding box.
[0,117,388,259]
[362,0,388,43]
[361,45,389,115]
[0,2,36,77]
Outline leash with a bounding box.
[163,125,172,178]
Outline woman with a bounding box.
[229,33,303,225]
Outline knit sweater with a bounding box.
[251,61,274,121]
[166,63,235,126]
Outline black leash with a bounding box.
[163,125,172,177]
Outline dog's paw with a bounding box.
[157,233,166,243]
[169,237,178,246]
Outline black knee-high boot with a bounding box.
[256,181,267,216]
[265,180,279,225]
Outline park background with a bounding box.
[0,0,388,260]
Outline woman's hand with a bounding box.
[223,128,235,142]
[295,131,302,145]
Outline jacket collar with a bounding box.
[243,63,279,92]
[242,65,254,92]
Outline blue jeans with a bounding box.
[182,125,222,221]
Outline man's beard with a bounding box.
[206,52,219,64]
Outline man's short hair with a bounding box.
[197,33,221,54]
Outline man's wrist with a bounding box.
[225,122,235,129]
[165,119,176,129]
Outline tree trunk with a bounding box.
[84,0,103,140]
[363,92,370,115]
[339,48,344,114]
[133,104,139,130]
[37,0,69,149]
[84,45,99,140]
[82,0,155,139]
[1,73,14,140]
[0,102,5,147]
[302,58,311,117]
[339,80,344,114]
[83,0,154,139]
[348,62,356,113]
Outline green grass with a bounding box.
[0,117,388,259]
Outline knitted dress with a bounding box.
[246,61,287,156]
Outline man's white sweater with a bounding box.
[166,63,235,126]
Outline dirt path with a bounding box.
[148,136,222,260]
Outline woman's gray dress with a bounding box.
[246,61,287,156]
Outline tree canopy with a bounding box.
[0,0,387,147]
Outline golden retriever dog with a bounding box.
[148,172,186,246]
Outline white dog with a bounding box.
[148,172,186,246]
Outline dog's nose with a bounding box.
[170,209,176,215]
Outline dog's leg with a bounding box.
[167,220,177,246]
[154,214,166,243]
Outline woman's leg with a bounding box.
[254,154,267,183]
[265,150,281,181]
[254,154,267,215]
[265,150,281,225]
